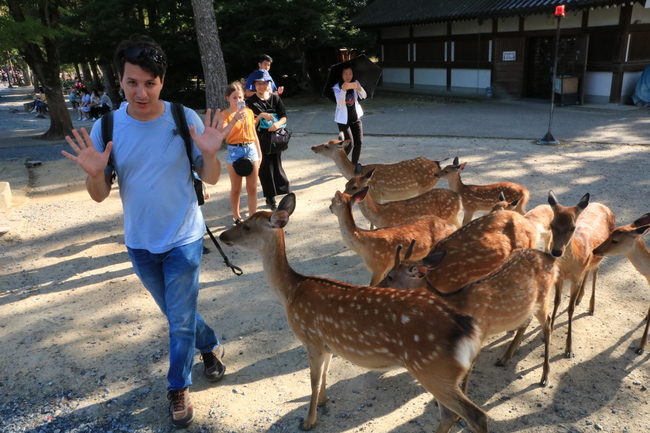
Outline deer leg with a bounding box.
[575,272,589,307]
[317,353,332,406]
[564,282,581,358]
[496,318,532,366]
[538,311,553,387]
[430,386,488,433]
[635,304,650,355]
[588,267,599,316]
[550,278,564,331]
[300,348,330,431]
[461,210,474,226]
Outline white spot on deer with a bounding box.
[401,315,410,324]
[455,336,480,370]
[414,335,420,342]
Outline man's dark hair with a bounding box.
[114,35,167,79]
[258,54,273,64]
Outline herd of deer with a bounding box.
[219,135,650,433]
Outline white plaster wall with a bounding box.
[451,69,491,89]
[452,20,482,35]
[382,68,411,85]
[498,16,520,33]
[524,12,582,30]
[585,72,613,96]
[631,2,650,24]
[414,23,446,37]
[589,7,621,26]
[622,71,643,98]
[414,68,447,86]
[381,27,410,39]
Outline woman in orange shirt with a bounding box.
[221,82,262,224]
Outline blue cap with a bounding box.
[250,69,272,82]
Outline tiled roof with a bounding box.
[352,0,641,27]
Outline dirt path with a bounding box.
[1,129,650,433]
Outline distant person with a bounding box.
[90,87,113,120]
[244,54,284,98]
[61,34,226,428]
[221,81,262,224]
[245,69,290,211]
[332,66,366,165]
[69,88,80,110]
[77,87,91,121]
[33,86,48,118]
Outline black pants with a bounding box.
[90,104,111,119]
[337,119,363,165]
[258,133,291,199]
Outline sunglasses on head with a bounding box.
[121,47,164,64]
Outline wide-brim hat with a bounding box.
[250,69,272,82]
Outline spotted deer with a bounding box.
[378,209,539,292]
[343,168,462,228]
[490,192,519,212]
[593,213,650,354]
[330,188,457,285]
[547,191,616,358]
[311,134,445,202]
[386,248,558,387]
[435,157,530,225]
[219,193,489,433]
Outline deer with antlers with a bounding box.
[219,194,489,432]
[343,168,462,228]
[380,246,558,387]
[378,209,539,293]
[593,213,650,354]
[311,134,445,202]
[547,191,616,358]
[330,187,457,285]
[435,157,530,225]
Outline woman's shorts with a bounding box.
[226,144,259,164]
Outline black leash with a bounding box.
[205,224,243,276]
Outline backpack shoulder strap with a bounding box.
[170,102,193,166]
[101,110,114,150]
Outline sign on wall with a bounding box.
[502,51,517,61]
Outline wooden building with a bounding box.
[352,0,650,104]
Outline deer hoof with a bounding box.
[635,347,645,355]
[564,351,574,359]
[299,420,314,431]
[539,378,549,387]
[494,359,506,367]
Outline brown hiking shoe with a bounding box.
[167,387,195,428]
[200,345,226,382]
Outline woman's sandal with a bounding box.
[233,218,242,226]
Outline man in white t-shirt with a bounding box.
[62,35,226,428]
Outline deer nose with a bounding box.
[310,146,319,152]
[551,249,563,257]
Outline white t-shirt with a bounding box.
[90,101,206,253]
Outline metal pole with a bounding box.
[538,15,562,144]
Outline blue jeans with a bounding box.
[127,238,219,391]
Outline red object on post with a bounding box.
[554,5,565,17]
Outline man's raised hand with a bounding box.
[61,128,112,178]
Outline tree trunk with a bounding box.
[100,63,120,108]
[82,63,93,89]
[91,61,102,90]
[74,63,81,81]
[190,0,228,111]
[5,0,73,140]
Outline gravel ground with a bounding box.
[1,84,650,433]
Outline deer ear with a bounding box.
[364,168,375,180]
[458,162,467,171]
[422,250,446,269]
[354,163,363,175]
[634,225,650,236]
[452,157,459,165]
[577,193,590,211]
[413,265,428,279]
[277,193,296,216]
[352,187,369,203]
[509,198,520,207]
[498,192,506,201]
[633,213,650,228]
[270,210,290,229]
[548,190,559,207]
